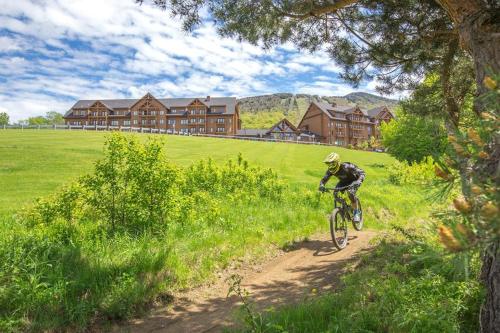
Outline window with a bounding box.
[111,121,119,126]
[217,127,225,132]
[199,127,205,133]
[190,127,196,133]
[133,111,138,116]
[152,111,156,116]
[168,119,176,125]
[124,120,130,126]
[180,119,188,125]
[160,119,164,125]
[151,119,156,125]
[190,118,197,124]
[217,118,225,124]
[141,119,147,125]
[198,118,204,123]
[133,120,138,125]
[160,111,164,115]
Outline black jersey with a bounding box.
[320,162,365,186]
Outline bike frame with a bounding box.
[333,190,352,220]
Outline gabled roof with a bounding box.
[311,101,362,118]
[267,118,299,133]
[67,95,238,115]
[367,105,394,118]
[71,99,137,109]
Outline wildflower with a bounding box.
[438,225,462,252]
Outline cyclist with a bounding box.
[318,152,365,222]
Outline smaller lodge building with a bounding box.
[237,103,394,147]
[297,102,394,146]
[236,118,316,142]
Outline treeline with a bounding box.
[0,111,65,126]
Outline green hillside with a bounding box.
[0,130,398,218]
[238,92,398,129]
[0,130,436,332]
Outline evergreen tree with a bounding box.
[141,1,500,329]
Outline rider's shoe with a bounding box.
[353,209,361,222]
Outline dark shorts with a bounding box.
[336,180,362,196]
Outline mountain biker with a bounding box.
[318,152,365,222]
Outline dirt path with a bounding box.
[119,230,377,333]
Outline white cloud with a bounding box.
[0,0,379,122]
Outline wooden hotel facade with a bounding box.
[298,102,394,146]
[64,93,241,135]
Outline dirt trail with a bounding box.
[120,230,376,333]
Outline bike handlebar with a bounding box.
[324,185,352,192]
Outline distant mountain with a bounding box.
[238,92,398,129]
[342,92,398,107]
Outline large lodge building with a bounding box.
[64,93,241,135]
[64,93,394,147]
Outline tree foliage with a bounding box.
[0,112,9,126]
[27,112,65,126]
[381,108,447,163]
[141,1,500,328]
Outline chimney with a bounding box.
[206,95,211,102]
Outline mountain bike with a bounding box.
[325,186,363,250]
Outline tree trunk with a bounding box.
[481,240,500,333]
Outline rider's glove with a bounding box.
[348,184,359,195]
[318,184,326,192]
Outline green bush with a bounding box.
[388,156,437,185]
[381,110,448,163]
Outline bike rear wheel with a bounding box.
[330,208,348,250]
[352,198,363,231]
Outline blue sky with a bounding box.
[0,0,398,122]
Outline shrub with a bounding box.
[388,156,437,185]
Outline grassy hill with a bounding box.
[238,92,398,129]
[0,130,436,332]
[0,130,400,218]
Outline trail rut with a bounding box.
[119,230,377,333]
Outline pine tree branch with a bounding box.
[272,0,358,20]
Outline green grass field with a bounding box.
[0,130,442,332]
[0,130,397,218]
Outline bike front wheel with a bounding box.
[330,208,348,250]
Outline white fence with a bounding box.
[1,124,344,147]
